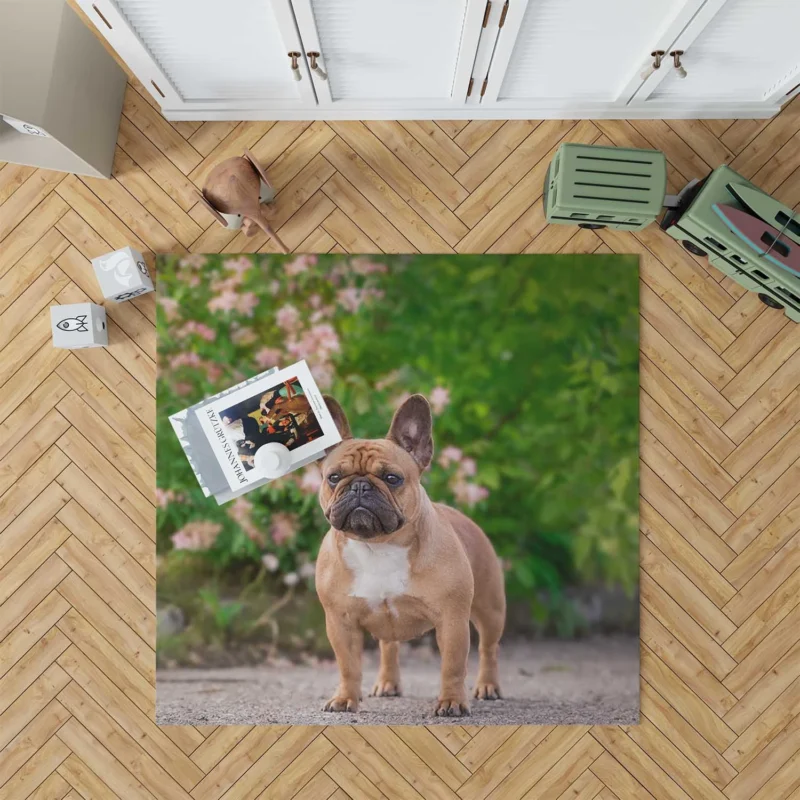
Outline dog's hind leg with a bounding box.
[471,601,505,700]
[370,640,402,697]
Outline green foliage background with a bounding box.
[157,253,639,639]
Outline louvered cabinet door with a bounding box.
[479,0,705,111]
[288,0,487,109]
[631,0,800,110]
[76,0,316,114]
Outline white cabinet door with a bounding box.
[76,0,316,113]
[480,0,705,111]
[631,0,800,109]
[289,0,487,109]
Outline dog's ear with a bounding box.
[387,394,433,471]
[324,395,352,442]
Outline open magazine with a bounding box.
[169,360,341,504]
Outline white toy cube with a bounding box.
[51,303,108,349]
[91,246,154,302]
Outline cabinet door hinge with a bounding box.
[499,0,509,27]
[467,77,475,97]
[482,0,492,27]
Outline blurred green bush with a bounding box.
[157,253,639,632]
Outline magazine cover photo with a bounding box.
[156,252,640,726]
[220,376,319,468]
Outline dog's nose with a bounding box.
[348,477,372,496]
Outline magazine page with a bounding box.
[195,360,341,492]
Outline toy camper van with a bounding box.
[660,165,800,322]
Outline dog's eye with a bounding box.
[327,473,342,485]
[384,474,403,486]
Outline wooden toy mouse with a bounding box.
[197,149,288,253]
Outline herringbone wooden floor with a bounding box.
[2,69,800,798]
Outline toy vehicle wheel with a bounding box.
[758,293,784,310]
[578,223,606,230]
[682,240,707,257]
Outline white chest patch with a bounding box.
[341,539,410,609]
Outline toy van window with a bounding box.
[570,213,588,218]
[598,215,613,220]
[761,233,790,258]
[704,236,727,251]
[776,212,800,238]
[731,254,747,265]
[752,269,769,280]
[777,287,800,305]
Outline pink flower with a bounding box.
[310,305,335,323]
[179,255,207,270]
[375,371,401,391]
[211,274,243,294]
[283,572,299,587]
[311,324,340,354]
[299,463,323,494]
[159,297,179,321]
[208,290,239,313]
[429,387,450,415]
[276,304,301,332]
[350,257,387,275]
[171,521,221,551]
[176,321,216,342]
[337,287,362,313]
[309,294,322,309]
[310,362,334,389]
[255,347,283,369]
[236,292,259,317]
[453,481,489,507]
[224,256,252,274]
[174,382,193,396]
[231,326,257,346]
[204,362,223,382]
[156,488,175,509]
[438,446,463,468]
[169,352,202,369]
[458,457,477,478]
[285,255,317,276]
[286,324,340,361]
[227,497,264,544]
[262,553,279,572]
[270,512,298,545]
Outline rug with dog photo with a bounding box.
[156,253,640,726]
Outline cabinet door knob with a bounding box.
[670,50,687,79]
[307,52,328,81]
[640,50,665,81]
[288,51,302,81]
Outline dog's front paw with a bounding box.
[323,694,359,713]
[474,682,503,700]
[435,697,470,717]
[370,680,401,697]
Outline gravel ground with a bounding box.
[157,636,639,726]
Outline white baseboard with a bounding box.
[162,103,781,122]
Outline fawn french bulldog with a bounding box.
[315,394,506,717]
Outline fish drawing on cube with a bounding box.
[92,246,154,302]
[51,303,108,349]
